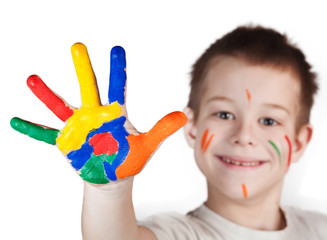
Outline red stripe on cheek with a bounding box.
[27,75,74,122]
[285,135,292,168]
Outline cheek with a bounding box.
[200,129,215,154]
[266,134,292,170]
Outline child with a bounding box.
[81,25,327,239]
[11,25,327,239]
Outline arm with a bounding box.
[82,178,156,240]
[10,43,187,240]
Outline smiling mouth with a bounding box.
[218,156,266,167]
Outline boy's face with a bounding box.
[185,57,312,201]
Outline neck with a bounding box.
[205,182,286,231]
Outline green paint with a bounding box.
[268,140,282,165]
[79,153,117,184]
[10,117,59,145]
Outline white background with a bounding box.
[1,0,327,239]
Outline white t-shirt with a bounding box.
[140,204,327,240]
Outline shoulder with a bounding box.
[286,206,327,224]
[284,206,327,238]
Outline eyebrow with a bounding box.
[206,96,234,104]
[263,103,290,114]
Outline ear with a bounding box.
[291,124,313,163]
[183,107,197,148]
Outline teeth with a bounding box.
[221,157,260,166]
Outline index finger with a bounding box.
[108,46,127,106]
[71,43,101,107]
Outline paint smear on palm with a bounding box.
[201,129,214,153]
[10,43,188,184]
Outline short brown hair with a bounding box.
[187,25,318,130]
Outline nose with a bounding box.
[230,120,256,146]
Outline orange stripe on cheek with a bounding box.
[242,184,248,199]
[203,134,214,153]
[201,129,209,150]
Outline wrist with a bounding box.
[84,176,134,193]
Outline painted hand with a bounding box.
[10,43,187,184]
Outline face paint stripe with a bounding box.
[10,117,59,145]
[246,89,251,103]
[109,46,127,105]
[27,75,74,122]
[268,140,282,165]
[285,135,292,168]
[242,184,248,199]
[201,129,209,150]
[203,134,214,153]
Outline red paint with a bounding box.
[242,184,248,199]
[285,135,292,168]
[27,75,74,122]
[89,132,119,156]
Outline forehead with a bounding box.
[202,56,301,113]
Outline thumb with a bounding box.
[146,111,188,147]
[115,111,187,179]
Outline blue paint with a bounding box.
[68,143,94,171]
[67,116,130,180]
[102,122,130,180]
[103,161,117,181]
[109,46,126,105]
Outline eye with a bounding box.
[259,117,279,126]
[216,112,235,120]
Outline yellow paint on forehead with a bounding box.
[56,102,121,154]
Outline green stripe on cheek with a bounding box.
[268,140,282,166]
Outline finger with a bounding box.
[10,117,60,145]
[27,75,74,122]
[71,43,101,107]
[116,111,188,179]
[108,46,127,107]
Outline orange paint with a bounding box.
[201,129,209,150]
[201,129,214,153]
[246,89,251,103]
[242,184,248,199]
[203,134,214,153]
[116,111,187,179]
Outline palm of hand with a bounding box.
[11,43,187,184]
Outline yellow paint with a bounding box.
[57,102,121,154]
[71,43,101,107]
